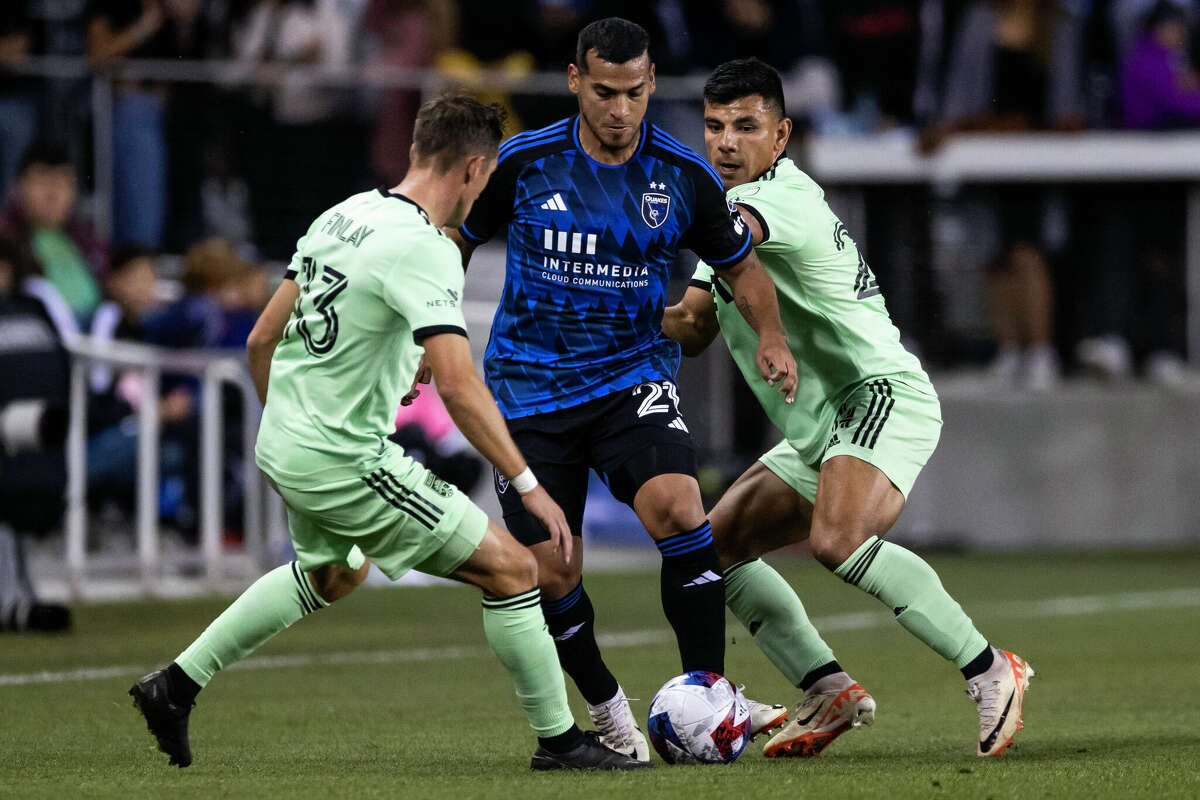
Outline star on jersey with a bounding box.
[649,181,666,191]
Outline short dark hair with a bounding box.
[18,140,72,176]
[110,244,155,274]
[575,17,650,72]
[1143,0,1188,31]
[411,92,506,173]
[703,58,787,117]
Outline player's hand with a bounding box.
[520,485,572,563]
[400,357,432,406]
[756,334,797,404]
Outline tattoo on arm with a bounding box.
[735,296,758,330]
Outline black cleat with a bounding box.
[531,730,652,771]
[129,669,193,767]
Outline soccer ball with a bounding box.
[646,671,752,764]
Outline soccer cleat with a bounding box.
[763,680,875,758]
[743,694,788,739]
[968,649,1033,757]
[587,686,650,762]
[129,669,194,767]
[531,730,652,771]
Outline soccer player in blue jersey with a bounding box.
[446,18,796,760]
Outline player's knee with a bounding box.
[809,528,869,571]
[491,541,539,596]
[310,562,369,603]
[535,552,579,599]
[711,516,751,568]
[647,494,706,540]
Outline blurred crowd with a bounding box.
[2,1,1200,544]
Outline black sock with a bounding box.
[541,582,620,706]
[799,660,844,691]
[538,724,585,754]
[960,645,995,680]
[657,521,725,674]
[166,662,201,707]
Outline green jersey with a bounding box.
[256,189,467,485]
[692,157,930,465]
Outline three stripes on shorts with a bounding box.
[851,378,895,449]
[361,468,444,531]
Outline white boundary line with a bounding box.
[3,587,1198,688]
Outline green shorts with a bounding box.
[268,443,487,580]
[760,375,942,503]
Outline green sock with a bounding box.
[835,537,988,668]
[724,559,836,687]
[481,588,575,738]
[176,561,327,686]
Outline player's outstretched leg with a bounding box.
[538,581,649,761]
[131,559,362,767]
[634,474,726,674]
[711,463,874,754]
[812,455,1031,755]
[455,522,648,771]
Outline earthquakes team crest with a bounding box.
[641,187,671,229]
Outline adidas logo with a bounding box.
[683,570,722,588]
[540,192,569,211]
[553,622,586,642]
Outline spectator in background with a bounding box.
[86,245,197,510]
[0,235,72,633]
[0,2,39,198]
[1121,0,1200,127]
[146,237,263,349]
[1077,0,1197,384]
[234,0,369,258]
[922,0,1082,389]
[686,0,812,72]
[87,0,213,249]
[364,0,454,185]
[0,141,107,330]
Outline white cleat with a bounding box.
[743,695,788,740]
[588,686,650,763]
[764,677,876,758]
[968,648,1033,757]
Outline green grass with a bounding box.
[3,551,1200,799]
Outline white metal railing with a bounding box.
[64,335,282,599]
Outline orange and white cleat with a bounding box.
[968,649,1034,757]
[763,678,875,758]
[744,696,788,740]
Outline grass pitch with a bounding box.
[3,550,1199,799]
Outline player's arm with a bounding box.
[246,278,300,405]
[735,204,767,247]
[684,164,796,400]
[716,249,796,402]
[663,285,720,357]
[421,332,571,560]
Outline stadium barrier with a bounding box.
[9,56,1200,361]
[63,336,284,599]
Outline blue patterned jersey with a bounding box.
[460,115,751,419]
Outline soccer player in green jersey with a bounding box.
[663,59,1033,759]
[129,94,645,773]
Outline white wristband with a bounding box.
[511,467,538,494]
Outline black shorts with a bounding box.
[496,380,697,546]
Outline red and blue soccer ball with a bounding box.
[647,671,752,764]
